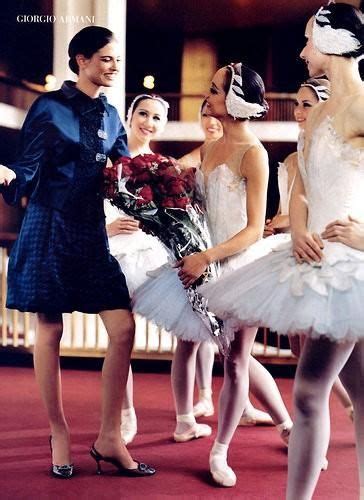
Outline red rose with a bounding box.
[161,197,175,208]
[138,185,154,202]
[167,179,186,196]
[134,170,152,183]
[103,165,118,182]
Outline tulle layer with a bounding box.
[132,265,215,342]
[200,241,364,342]
[109,230,170,296]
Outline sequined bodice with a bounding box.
[298,116,364,234]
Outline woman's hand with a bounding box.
[263,219,275,238]
[292,231,324,264]
[174,252,210,288]
[269,214,290,231]
[321,216,364,251]
[0,165,16,186]
[106,217,139,237]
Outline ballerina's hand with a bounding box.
[107,217,139,237]
[173,252,210,288]
[0,165,16,186]
[292,231,324,264]
[269,214,290,231]
[321,216,364,251]
[263,219,275,238]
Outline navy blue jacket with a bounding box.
[3,80,129,217]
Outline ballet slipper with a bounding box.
[276,418,293,447]
[193,398,214,418]
[121,407,137,445]
[209,441,236,487]
[173,413,212,442]
[321,457,329,471]
[239,406,274,426]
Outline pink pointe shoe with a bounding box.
[173,413,212,442]
[276,419,293,447]
[209,441,236,487]
[239,406,274,426]
[193,398,214,418]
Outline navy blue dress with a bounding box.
[2,81,131,313]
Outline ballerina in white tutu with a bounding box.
[172,62,293,485]
[104,94,170,444]
[179,100,275,426]
[275,78,354,421]
[201,4,364,498]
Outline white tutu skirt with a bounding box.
[200,239,364,342]
[109,230,170,296]
[131,234,284,343]
[132,264,213,342]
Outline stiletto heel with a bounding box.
[89,444,156,477]
[90,447,103,474]
[49,436,74,479]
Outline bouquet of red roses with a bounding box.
[104,153,228,353]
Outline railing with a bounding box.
[0,239,295,364]
[0,75,296,123]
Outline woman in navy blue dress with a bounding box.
[0,26,155,478]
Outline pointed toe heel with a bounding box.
[90,445,156,477]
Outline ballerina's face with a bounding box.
[201,103,223,141]
[78,41,121,88]
[205,68,229,120]
[130,98,167,142]
[300,18,327,78]
[293,86,318,130]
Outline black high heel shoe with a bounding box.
[90,444,156,477]
[49,436,74,479]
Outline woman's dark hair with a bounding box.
[315,3,364,59]
[223,63,269,120]
[68,26,116,74]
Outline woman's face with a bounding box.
[300,18,327,78]
[130,98,166,142]
[293,86,319,130]
[78,41,121,87]
[205,68,229,120]
[201,104,223,141]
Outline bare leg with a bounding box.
[34,313,70,465]
[194,341,215,417]
[338,339,364,491]
[209,327,257,487]
[121,365,137,445]
[287,337,355,500]
[94,309,137,468]
[171,339,211,440]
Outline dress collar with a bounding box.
[61,80,109,116]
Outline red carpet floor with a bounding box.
[0,365,358,499]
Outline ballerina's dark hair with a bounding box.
[68,26,116,74]
[222,63,269,120]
